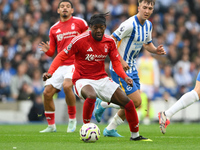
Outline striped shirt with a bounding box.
[110,15,153,74]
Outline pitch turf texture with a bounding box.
[1,123,200,150]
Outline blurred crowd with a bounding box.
[0,0,200,107]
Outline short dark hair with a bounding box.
[138,0,156,5]
[58,0,73,8]
[89,12,109,26]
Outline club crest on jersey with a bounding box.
[104,44,108,52]
[71,23,75,30]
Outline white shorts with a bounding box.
[140,84,154,99]
[45,65,75,90]
[74,77,119,102]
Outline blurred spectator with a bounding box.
[167,45,179,65]
[32,68,44,95]
[10,61,32,101]
[137,50,160,124]
[28,95,45,122]
[174,65,192,88]
[10,52,22,70]
[174,53,191,74]
[0,60,16,99]
[127,0,137,17]
[185,14,200,33]
[160,64,177,97]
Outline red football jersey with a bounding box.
[48,31,124,84]
[46,16,88,65]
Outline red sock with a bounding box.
[44,112,55,125]
[83,98,96,124]
[68,105,76,119]
[124,100,139,132]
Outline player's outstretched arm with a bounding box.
[143,43,166,55]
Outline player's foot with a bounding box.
[158,111,170,134]
[67,119,77,133]
[94,98,106,123]
[103,128,123,137]
[40,126,56,133]
[130,135,152,141]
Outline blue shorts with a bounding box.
[197,72,200,81]
[110,70,140,95]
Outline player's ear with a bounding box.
[71,8,74,14]
[57,8,60,14]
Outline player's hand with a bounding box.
[43,73,52,81]
[39,41,50,53]
[121,59,130,71]
[124,77,133,87]
[156,45,166,55]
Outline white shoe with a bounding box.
[67,119,77,133]
[40,126,57,133]
[158,112,170,134]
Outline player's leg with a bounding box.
[94,98,120,123]
[81,85,97,124]
[95,70,141,123]
[110,87,151,141]
[159,79,200,134]
[40,84,57,133]
[40,66,65,133]
[75,79,97,124]
[103,75,142,137]
[63,78,77,132]
[104,90,141,137]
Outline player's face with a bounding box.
[138,1,154,20]
[91,24,106,41]
[57,2,74,18]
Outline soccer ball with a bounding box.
[80,123,100,143]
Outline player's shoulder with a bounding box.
[104,34,116,43]
[104,34,113,40]
[72,16,88,25]
[71,31,90,44]
[145,19,152,26]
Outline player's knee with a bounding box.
[43,88,53,99]
[63,84,73,92]
[134,99,141,108]
[86,94,96,100]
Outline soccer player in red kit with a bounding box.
[39,0,88,133]
[43,13,151,141]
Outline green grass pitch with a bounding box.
[0,123,200,150]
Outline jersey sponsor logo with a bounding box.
[56,31,78,41]
[87,47,93,52]
[56,29,61,33]
[71,23,75,30]
[85,54,107,61]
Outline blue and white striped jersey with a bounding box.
[110,15,153,74]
